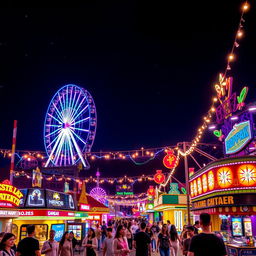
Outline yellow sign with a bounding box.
[193,196,234,209]
[0,184,23,207]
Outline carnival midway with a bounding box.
[0,2,255,256]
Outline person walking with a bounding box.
[101,221,107,248]
[188,213,227,256]
[103,228,113,256]
[41,230,58,256]
[150,222,160,252]
[169,225,181,256]
[69,232,77,255]
[182,226,194,256]
[113,225,130,256]
[157,224,171,256]
[16,225,40,256]
[95,225,101,251]
[58,232,73,256]
[134,222,151,256]
[126,222,133,250]
[0,233,15,256]
[82,228,98,256]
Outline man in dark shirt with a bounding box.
[183,226,195,256]
[134,222,151,256]
[188,213,227,256]
[193,221,199,235]
[16,225,40,256]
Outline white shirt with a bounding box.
[103,237,114,256]
[131,224,138,234]
[41,240,59,256]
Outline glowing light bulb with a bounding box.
[228,54,234,61]
[91,155,95,160]
[243,2,249,11]
[211,107,215,112]
[237,30,243,38]
[213,97,218,102]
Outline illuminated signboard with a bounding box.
[79,203,90,211]
[51,224,65,242]
[225,121,252,154]
[0,184,23,208]
[116,184,133,195]
[46,190,75,210]
[116,192,134,196]
[26,189,45,207]
[0,210,19,217]
[192,194,256,210]
[189,159,256,199]
[19,209,75,217]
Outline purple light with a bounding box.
[208,125,216,130]
[230,116,238,120]
[90,187,107,205]
[248,106,256,112]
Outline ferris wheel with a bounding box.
[44,84,97,168]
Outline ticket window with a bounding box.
[20,224,48,242]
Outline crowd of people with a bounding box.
[0,213,227,256]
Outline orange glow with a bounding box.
[197,177,202,194]
[242,2,249,11]
[208,171,215,190]
[202,174,208,193]
[193,180,198,196]
[238,164,256,186]
[217,167,233,188]
[190,183,194,197]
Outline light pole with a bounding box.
[183,141,191,225]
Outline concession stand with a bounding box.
[154,183,188,231]
[13,188,77,244]
[189,156,256,255]
[0,182,22,232]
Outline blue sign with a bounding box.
[51,224,65,242]
[225,121,252,154]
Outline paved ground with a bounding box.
[75,248,183,255]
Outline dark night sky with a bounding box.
[0,1,256,178]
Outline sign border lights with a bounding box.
[0,184,23,208]
[225,121,252,154]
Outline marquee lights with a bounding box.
[190,160,256,199]
[238,164,256,186]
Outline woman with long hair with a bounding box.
[157,224,171,256]
[113,225,130,256]
[58,231,73,256]
[0,233,15,256]
[126,222,133,250]
[169,225,182,256]
[82,228,98,256]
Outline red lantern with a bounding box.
[147,186,155,196]
[154,170,165,184]
[163,150,179,169]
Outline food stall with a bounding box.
[13,188,77,245]
[189,156,256,255]
[0,181,22,232]
[154,183,188,231]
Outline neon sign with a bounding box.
[80,203,90,211]
[225,121,252,154]
[189,159,256,199]
[0,184,23,208]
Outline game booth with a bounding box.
[0,182,22,232]
[13,188,78,246]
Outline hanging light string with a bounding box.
[157,1,250,191]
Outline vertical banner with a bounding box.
[10,120,18,185]
[32,167,42,188]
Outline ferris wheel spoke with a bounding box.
[47,113,62,125]
[45,131,64,167]
[66,133,75,165]
[46,131,62,149]
[46,124,62,128]
[72,105,88,123]
[52,102,64,122]
[69,128,87,145]
[58,93,66,114]
[72,127,89,133]
[70,97,87,122]
[53,133,66,165]
[45,127,62,138]
[72,117,90,126]
[70,91,82,118]
[67,130,87,167]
